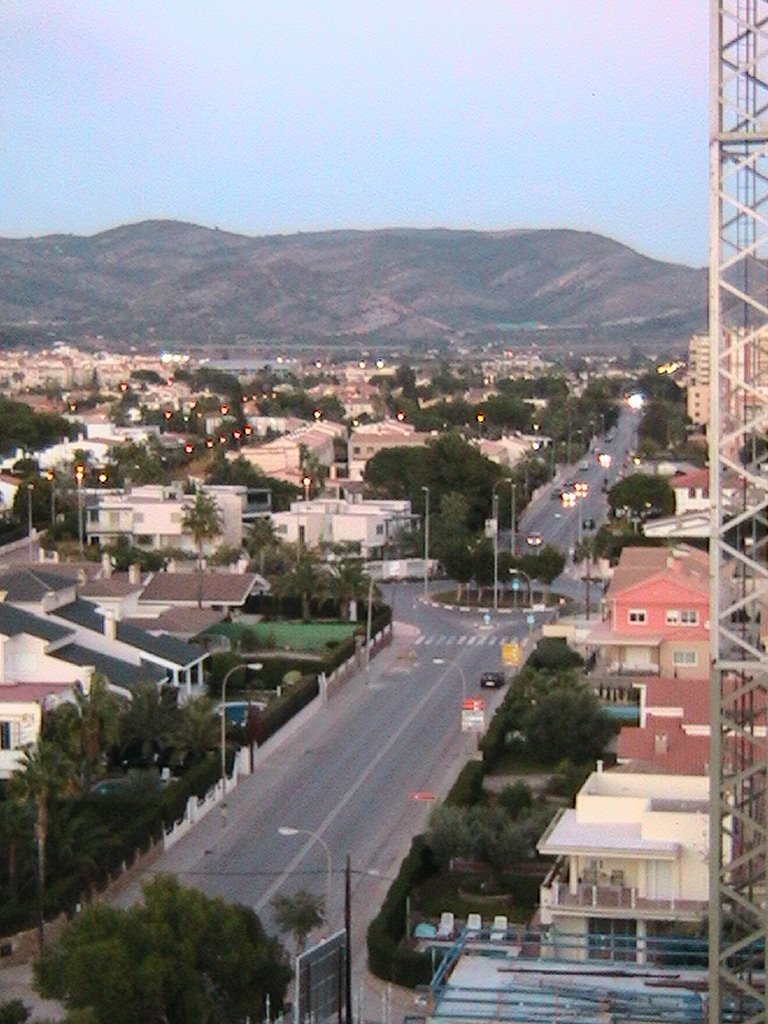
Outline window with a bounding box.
[353,446,361,456]
[667,609,699,626]
[375,524,384,535]
[134,512,145,524]
[276,524,288,535]
[673,650,697,666]
[0,722,11,750]
[170,513,181,524]
[628,609,647,624]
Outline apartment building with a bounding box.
[86,484,246,553]
[586,545,710,679]
[538,768,709,961]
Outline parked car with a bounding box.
[526,532,543,547]
[582,517,596,531]
[480,671,505,689]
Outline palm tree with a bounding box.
[182,490,223,607]
[323,558,375,622]
[0,798,32,902]
[246,517,278,576]
[574,535,599,619]
[272,546,324,622]
[271,889,325,956]
[172,696,219,767]
[9,740,77,945]
[120,682,180,768]
[42,675,126,787]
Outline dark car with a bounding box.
[582,517,596,531]
[480,671,505,689]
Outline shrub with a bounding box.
[528,638,583,672]
[445,761,485,808]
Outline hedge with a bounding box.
[366,835,436,986]
[445,761,485,808]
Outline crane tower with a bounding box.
[710,2,768,1021]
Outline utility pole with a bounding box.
[421,485,430,598]
[492,491,499,612]
[510,482,517,556]
[344,855,352,1024]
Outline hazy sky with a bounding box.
[3,1,707,265]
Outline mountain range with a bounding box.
[0,220,707,352]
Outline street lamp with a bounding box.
[74,463,85,557]
[303,475,312,502]
[45,470,56,525]
[432,656,466,702]
[492,479,513,611]
[509,568,532,609]
[277,826,333,917]
[26,483,34,562]
[421,485,430,598]
[220,661,262,827]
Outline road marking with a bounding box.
[414,636,424,646]
[410,790,436,801]
[457,636,467,645]
[467,636,477,646]
[253,648,472,913]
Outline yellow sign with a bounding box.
[502,641,522,666]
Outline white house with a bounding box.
[537,767,710,961]
[270,497,412,558]
[85,484,246,553]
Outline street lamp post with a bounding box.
[509,568,532,609]
[432,656,467,702]
[492,479,513,609]
[74,464,85,558]
[26,483,34,562]
[45,470,55,525]
[277,826,333,917]
[421,485,430,598]
[510,482,517,556]
[220,661,262,827]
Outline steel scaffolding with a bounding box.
[710,2,768,1022]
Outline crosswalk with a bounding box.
[413,633,505,648]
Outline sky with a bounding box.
[2,1,708,265]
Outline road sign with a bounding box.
[511,578,520,591]
[502,641,522,666]
[461,696,485,733]
[526,613,535,626]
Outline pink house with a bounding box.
[587,545,710,679]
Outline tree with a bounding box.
[521,682,616,765]
[246,517,279,575]
[323,558,374,621]
[34,874,291,1024]
[172,696,219,767]
[119,683,179,768]
[574,535,600,618]
[43,676,126,788]
[9,741,77,943]
[271,547,324,622]
[608,473,675,520]
[182,491,223,606]
[271,889,325,956]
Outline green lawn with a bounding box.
[206,621,359,652]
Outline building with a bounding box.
[85,484,246,554]
[686,333,710,426]
[347,420,431,482]
[586,545,711,679]
[270,497,412,558]
[537,767,709,961]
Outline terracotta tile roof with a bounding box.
[139,571,263,606]
[607,544,709,600]
[639,676,710,726]
[126,607,226,634]
[80,575,144,598]
[671,468,709,490]
[617,716,710,775]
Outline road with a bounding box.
[518,405,640,556]
[116,584,532,1014]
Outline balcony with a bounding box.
[541,879,707,923]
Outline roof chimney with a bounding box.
[103,609,117,641]
[128,563,141,585]
[654,732,669,756]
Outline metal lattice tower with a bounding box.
[710,2,768,1021]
